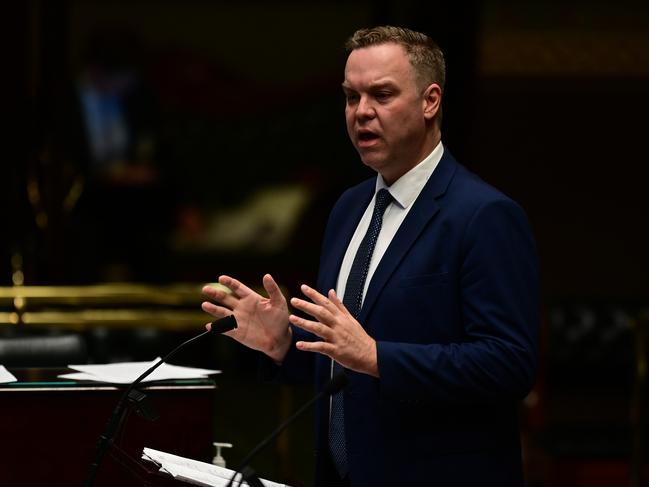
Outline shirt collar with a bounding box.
[375,141,445,209]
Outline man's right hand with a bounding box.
[201,274,292,363]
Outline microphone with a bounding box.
[226,372,348,487]
[209,315,239,335]
[84,315,237,487]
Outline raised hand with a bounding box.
[289,284,379,377]
[202,274,292,363]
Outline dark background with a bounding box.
[3,1,649,486]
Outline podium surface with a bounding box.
[0,367,216,486]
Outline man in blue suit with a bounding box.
[202,26,539,487]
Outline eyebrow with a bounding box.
[342,80,397,91]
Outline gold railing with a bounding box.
[0,283,223,331]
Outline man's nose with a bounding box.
[356,95,376,120]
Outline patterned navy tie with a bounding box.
[329,188,393,478]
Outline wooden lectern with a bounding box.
[0,368,216,487]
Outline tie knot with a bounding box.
[374,188,393,215]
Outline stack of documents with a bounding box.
[142,447,288,487]
[58,358,220,383]
[0,365,17,383]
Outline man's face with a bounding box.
[343,43,435,184]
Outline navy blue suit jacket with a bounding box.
[277,149,539,486]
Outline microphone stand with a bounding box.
[227,373,348,487]
[84,315,237,487]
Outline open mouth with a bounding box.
[357,131,380,145]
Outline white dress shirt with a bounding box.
[335,141,445,304]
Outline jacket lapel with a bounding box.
[317,181,375,293]
[358,151,458,324]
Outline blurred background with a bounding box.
[3,0,649,486]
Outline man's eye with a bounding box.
[345,94,359,103]
[375,92,391,101]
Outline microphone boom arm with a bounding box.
[227,372,348,487]
[84,315,237,487]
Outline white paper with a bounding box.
[142,447,287,487]
[58,358,220,384]
[0,365,17,383]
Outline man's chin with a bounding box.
[358,152,386,171]
[360,159,383,173]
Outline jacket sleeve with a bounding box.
[258,326,316,385]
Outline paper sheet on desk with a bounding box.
[58,358,220,383]
[0,365,17,383]
[142,447,288,487]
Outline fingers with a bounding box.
[300,284,333,307]
[202,279,238,302]
[327,289,350,316]
[218,275,254,298]
[201,301,234,319]
[203,275,262,310]
[296,340,334,356]
[289,314,334,341]
[290,285,345,351]
[290,284,337,321]
[291,297,334,324]
[205,275,284,305]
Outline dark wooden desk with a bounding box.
[0,368,216,486]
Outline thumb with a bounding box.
[263,274,286,305]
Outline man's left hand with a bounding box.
[289,284,379,377]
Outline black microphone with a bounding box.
[226,372,348,487]
[84,315,237,487]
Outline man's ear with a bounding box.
[422,83,442,120]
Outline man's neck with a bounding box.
[381,130,441,186]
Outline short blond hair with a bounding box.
[345,26,445,92]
